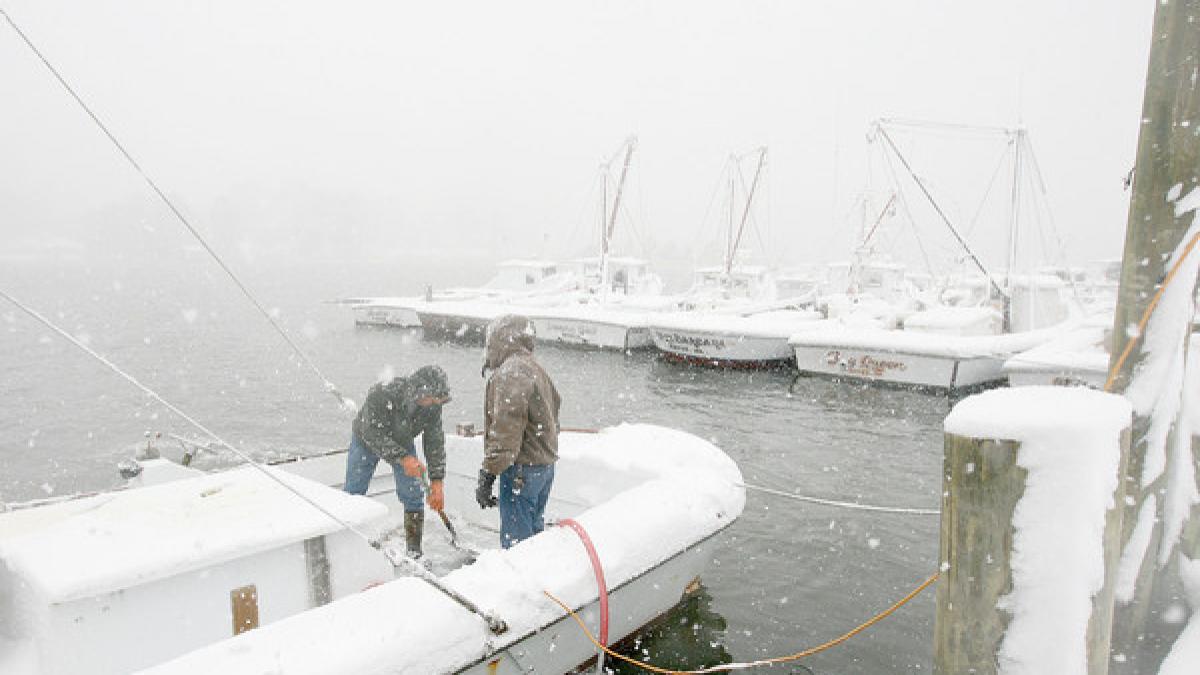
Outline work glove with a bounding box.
[400,454,425,478]
[475,469,498,509]
[427,479,445,512]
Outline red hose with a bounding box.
[558,518,609,646]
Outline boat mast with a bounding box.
[1003,129,1024,328]
[724,155,736,277]
[601,136,637,300]
[725,146,768,277]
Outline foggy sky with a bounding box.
[1,0,1154,277]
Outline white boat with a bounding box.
[790,119,1086,391]
[650,308,824,368]
[790,322,1074,391]
[527,304,655,351]
[1002,316,1112,388]
[353,260,573,329]
[351,296,426,327]
[0,424,745,675]
[523,139,673,351]
[416,300,513,341]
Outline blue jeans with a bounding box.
[498,463,555,549]
[344,434,425,513]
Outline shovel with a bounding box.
[419,471,479,562]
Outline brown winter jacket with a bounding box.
[482,315,561,475]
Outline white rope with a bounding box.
[741,481,940,516]
[0,7,355,414]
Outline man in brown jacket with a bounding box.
[475,314,561,548]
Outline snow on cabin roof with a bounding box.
[694,265,769,276]
[788,323,1075,358]
[497,259,558,269]
[567,256,649,267]
[958,274,1067,289]
[0,466,386,603]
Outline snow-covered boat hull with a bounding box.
[649,311,824,368]
[652,327,794,368]
[352,300,422,327]
[791,341,1004,390]
[1,425,743,675]
[416,302,508,342]
[789,324,1074,391]
[534,315,652,350]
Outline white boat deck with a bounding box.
[0,425,743,675]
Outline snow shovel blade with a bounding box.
[436,508,479,562]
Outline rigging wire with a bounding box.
[1022,131,1087,302]
[876,123,1007,299]
[0,287,507,634]
[962,140,1018,240]
[877,137,938,279]
[877,117,1015,138]
[0,7,354,413]
[695,156,733,269]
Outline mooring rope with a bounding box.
[741,482,940,516]
[0,7,354,413]
[544,572,940,674]
[0,287,506,634]
[1104,227,1200,392]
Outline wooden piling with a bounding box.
[1106,0,1200,669]
[934,426,1130,675]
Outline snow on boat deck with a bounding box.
[135,424,744,674]
[0,467,385,603]
[650,309,824,339]
[789,322,1075,359]
[525,303,652,327]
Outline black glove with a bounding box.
[475,469,498,509]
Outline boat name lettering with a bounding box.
[824,350,908,377]
[659,332,727,353]
[547,322,599,337]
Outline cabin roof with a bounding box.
[497,259,558,269]
[0,465,386,602]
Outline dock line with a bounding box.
[740,482,940,516]
[545,572,941,673]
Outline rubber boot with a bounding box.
[404,511,424,559]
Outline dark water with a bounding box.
[0,260,947,673]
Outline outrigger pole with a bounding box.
[873,121,1012,326]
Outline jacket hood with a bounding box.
[379,376,414,402]
[409,365,450,399]
[485,314,535,369]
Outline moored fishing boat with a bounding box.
[792,276,1077,391]
[790,322,1071,391]
[354,260,573,329]
[0,424,745,675]
[527,303,655,350]
[1001,315,1112,388]
[651,308,824,368]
